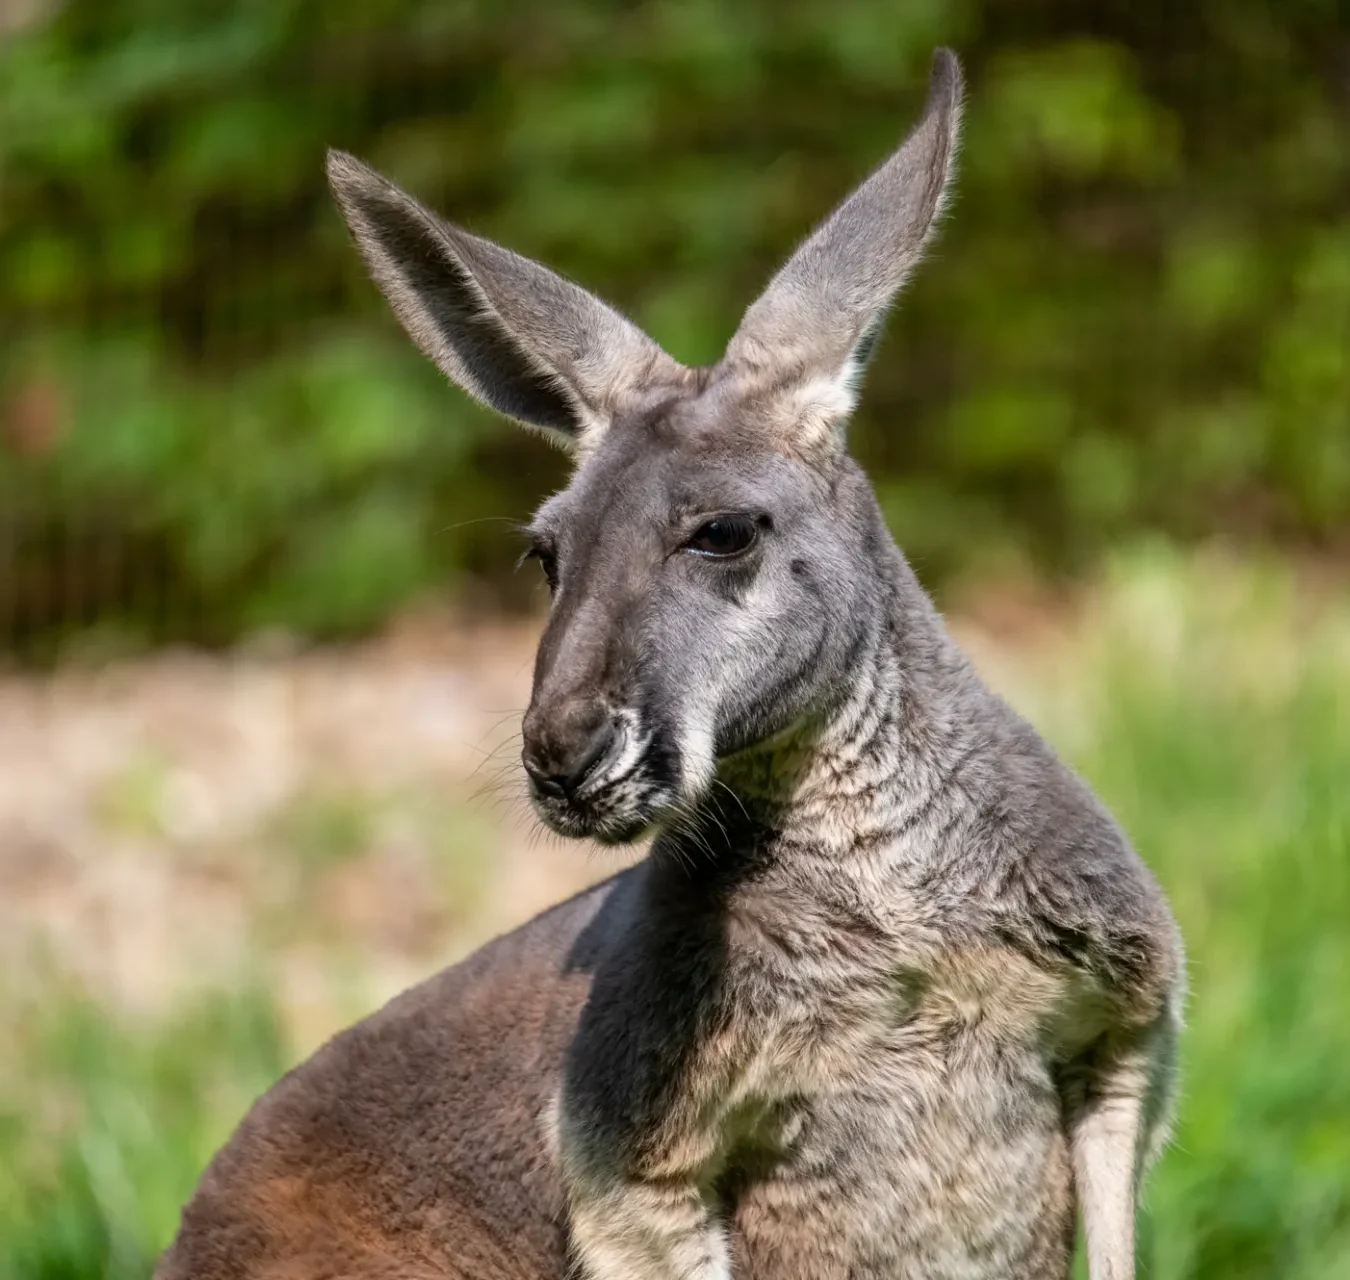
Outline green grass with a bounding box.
[3,549,1349,1279]
[0,987,288,1280]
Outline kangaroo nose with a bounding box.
[523,718,618,799]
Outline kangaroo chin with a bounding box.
[157,48,1183,1280]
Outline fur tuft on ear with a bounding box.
[721,48,964,454]
[326,151,681,451]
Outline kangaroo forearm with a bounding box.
[1068,1004,1180,1280]
[568,1179,732,1280]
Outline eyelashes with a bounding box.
[684,513,760,558]
[519,542,559,592]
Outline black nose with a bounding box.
[523,718,618,800]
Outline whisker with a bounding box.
[436,516,522,534]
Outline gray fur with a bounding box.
[158,48,1183,1280]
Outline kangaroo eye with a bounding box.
[686,514,759,558]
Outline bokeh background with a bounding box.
[1,2,1347,1277]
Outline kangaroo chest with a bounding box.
[696,882,1092,1277]
[722,869,1104,1073]
[557,865,1098,1279]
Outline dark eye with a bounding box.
[686,514,759,558]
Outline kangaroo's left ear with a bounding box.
[721,49,963,454]
[327,151,683,453]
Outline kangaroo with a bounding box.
[156,49,1183,1280]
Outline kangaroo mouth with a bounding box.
[530,779,658,845]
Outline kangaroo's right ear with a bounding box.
[722,49,963,458]
[326,151,680,452]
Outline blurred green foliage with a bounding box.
[1,1,1347,647]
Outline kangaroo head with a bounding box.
[328,50,962,844]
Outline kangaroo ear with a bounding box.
[723,49,963,453]
[326,151,680,451]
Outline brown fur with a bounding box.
[157,882,606,1279]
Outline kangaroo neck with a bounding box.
[656,553,991,874]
